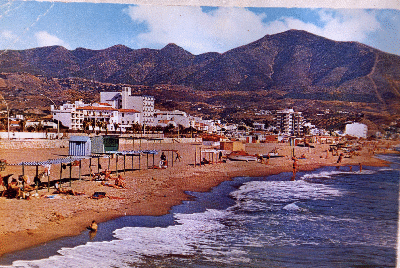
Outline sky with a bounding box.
[0,1,399,56]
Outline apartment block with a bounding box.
[100,87,155,126]
[274,108,304,136]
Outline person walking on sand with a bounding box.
[175,151,182,162]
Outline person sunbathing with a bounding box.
[101,181,118,188]
[90,171,101,181]
[115,175,127,188]
[103,169,112,180]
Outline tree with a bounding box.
[113,123,119,133]
[131,123,142,133]
[19,120,26,132]
[163,123,175,134]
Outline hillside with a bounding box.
[0,29,399,130]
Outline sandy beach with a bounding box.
[0,139,398,256]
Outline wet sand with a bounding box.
[0,140,398,256]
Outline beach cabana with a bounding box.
[69,136,92,156]
[91,135,119,154]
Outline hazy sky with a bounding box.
[0,1,399,55]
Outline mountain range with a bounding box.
[0,29,399,120]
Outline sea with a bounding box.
[0,153,399,268]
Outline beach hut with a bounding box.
[69,136,91,156]
[220,141,245,152]
[91,135,119,154]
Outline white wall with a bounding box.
[0,132,54,139]
[345,123,368,138]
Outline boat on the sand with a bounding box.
[227,151,258,162]
[263,148,284,158]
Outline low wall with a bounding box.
[0,136,202,150]
[0,139,69,150]
[118,137,202,145]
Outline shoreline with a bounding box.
[0,141,398,259]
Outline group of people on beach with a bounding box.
[0,174,39,199]
[100,175,127,189]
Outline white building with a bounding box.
[154,110,191,128]
[274,108,304,136]
[345,122,368,138]
[51,100,140,132]
[118,109,141,131]
[100,87,155,126]
[51,100,85,130]
[76,104,119,131]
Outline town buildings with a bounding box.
[100,87,155,126]
[52,100,140,132]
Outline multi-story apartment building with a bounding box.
[274,108,304,136]
[118,109,141,130]
[52,100,85,130]
[100,87,155,126]
[76,103,119,131]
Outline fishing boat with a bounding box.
[263,148,284,158]
[227,151,257,162]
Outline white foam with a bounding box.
[230,180,342,205]
[283,202,308,212]
[4,209,252,267]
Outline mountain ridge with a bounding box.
[0,29,399,112]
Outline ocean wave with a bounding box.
[230,180,343,205]
[5,209,251,268]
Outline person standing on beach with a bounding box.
[337,153,343,164]
[160,152,167,168]
[291,157,298,181]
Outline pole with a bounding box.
[35,165,39,193]
[59,163,63,182]
[116,154,118,176]
[48,173,50,192]
[200,147,202,166]
[0,94,9,140]
[40,94,59,138]
[79,160,81,180]
[69,162,72,187]
[22,164,25,191]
